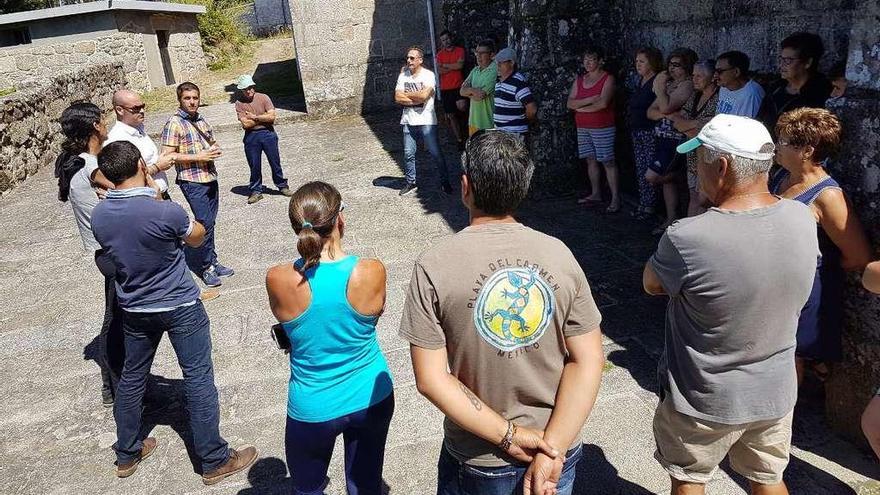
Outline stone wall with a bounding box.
[0,63,127,195]
[824,0,880,445]
[241,0,293,37]
[290,0,434,117]
[0,33,144,92]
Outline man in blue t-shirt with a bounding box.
[91,141,257,485]
[493,48,538,136]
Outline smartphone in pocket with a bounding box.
[271,323,291,353]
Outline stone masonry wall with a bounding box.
[824,0,880,445]
[290,0,432,117]
[0,32,147,93]
[0,63,127,195]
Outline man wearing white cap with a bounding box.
[235,74,291,204]
[493,47,537,137]
[642,114,818,495]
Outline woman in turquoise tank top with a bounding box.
[266,181,394,495]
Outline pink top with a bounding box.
[574,72,615,129]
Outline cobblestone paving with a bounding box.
[0,114,877,494]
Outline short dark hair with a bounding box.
[781,32,825,72]
[717,50,750,76]
[60,101,102,155]
[176,81,200,101]
[462,131,534,215]
[829,60,846,80]
[98,141,142,185]
[636,46,664,73]
[583,46,606,61]
[439,29,453,38]
[477,38,496,53]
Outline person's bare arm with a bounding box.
[863,261,880,294]
[408,86,435,105]
[239,115,257,130]
[90,169,115,191]
[184,220,206,247]
[252,108,276,125]
[525,101,538,123]
[815,188,872,271]
[656,80,693,114]
[411,344,559,463]
[348,258,387,316]
[643,262,667,295]
[523,329,604,495]
[395,90,415,106]
[576,75,616,113]
[161,144,220,163]
[646,101,665,121]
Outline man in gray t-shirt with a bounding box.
[643,114,817,494]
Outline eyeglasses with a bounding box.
[777,139,792,147]
[777,56,799,66]
[120,104,146,114]
[668,61,682,68]
[713,66,735,74]
[339,201,346,213]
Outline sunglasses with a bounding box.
[121,104,146,113]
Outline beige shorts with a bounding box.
[653,397,793,485]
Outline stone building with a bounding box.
[0,0,207,92]
[240,0,294,37]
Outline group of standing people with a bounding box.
[54,77,300,485]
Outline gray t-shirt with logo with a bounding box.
[400,223,602,467]
[650,200,818,424]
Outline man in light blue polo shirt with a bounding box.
[91,141,257,485]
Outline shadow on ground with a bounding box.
[235,456,391,495]
[224,57,306,113]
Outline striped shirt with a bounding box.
[494,72,534,134]
[160,109,218,183]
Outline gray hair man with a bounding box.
[643,114,818,495]
[106,89,175,198]
[401,130,604,495]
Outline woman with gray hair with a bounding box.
[667,59,719,216]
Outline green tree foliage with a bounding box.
[174,0,252,70]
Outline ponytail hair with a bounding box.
[60,101,102,155]
[288,181,343,273]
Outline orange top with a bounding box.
[437,46,465,90]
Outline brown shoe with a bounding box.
[201,446,258,486]
[199,288,220,302]
[115,437,158,478]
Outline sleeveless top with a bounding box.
[282,255,393,422]
[575,72,615,129]
[769,168,845,361]
[628,74,657,130]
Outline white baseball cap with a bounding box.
[676,114,775,160]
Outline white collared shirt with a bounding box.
[105,121,169,192]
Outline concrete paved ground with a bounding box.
[0,114,877,495]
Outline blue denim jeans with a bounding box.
[437,444,582,495]
[113,301,230,473]
[285,393,395,495]
[243,129,288,194]
[402,124,449,185]
[178,180,219,273]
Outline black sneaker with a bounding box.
[399,183,417,196]
[441,181,452,195]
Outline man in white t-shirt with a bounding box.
[394,45,451,196]
[105,89,176,198]
[715,51,765,118]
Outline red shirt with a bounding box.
[437,46,465,90]
[574,72,615,128]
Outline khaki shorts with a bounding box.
[653,397,793,485]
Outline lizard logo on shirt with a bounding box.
[473,267,554,351]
